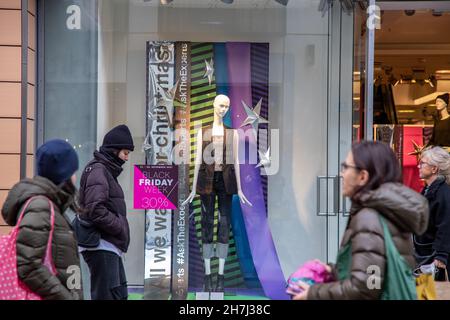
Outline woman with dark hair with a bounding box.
[1,139,82,299]
[293,141,429,300]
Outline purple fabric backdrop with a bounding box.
[226,42,288,300]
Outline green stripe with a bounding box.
[191,86,217,96]
[191,94,216,104]
[191,77,214,87]
[191,53,213,63]
[191,44,213,55]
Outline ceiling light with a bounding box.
[435,70,450,74]
[432,10,443,17]
[404,10,415,16]
[275,0,289,6]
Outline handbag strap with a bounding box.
[15,196,56,262]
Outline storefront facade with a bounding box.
[4,0,444,300]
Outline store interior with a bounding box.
[373,4,450,125]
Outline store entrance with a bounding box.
[370,1,450,192]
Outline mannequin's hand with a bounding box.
[182,191,196,207]
[238,190,253,207]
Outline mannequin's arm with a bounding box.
[234,130,252,206]
[182,129,202,206]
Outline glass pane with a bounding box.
[40,0,354,300]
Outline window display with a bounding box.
[144,41,287,300]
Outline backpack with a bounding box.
[71,164,101,248]
[0,196,57,300]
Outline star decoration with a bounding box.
[203,58,214,86]
[239,98,269,138]
[159,80,179,104]
[142,131,153,153]
[153,81,180,128]
[408,140,426,161]
[147,109,156,121]
[256,147,271,168]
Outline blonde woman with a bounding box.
[415,146,450,281]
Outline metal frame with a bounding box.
[364,0,375,140]
[36,0,45,153]
[20,0,29,179]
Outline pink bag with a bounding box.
[286,260,333,296]
[0,196,57,300]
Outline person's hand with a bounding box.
[181,191,196,207]
[292,281,310,300]
[434,259,446,269]
[238,190,253,207]
[313,259,332,274]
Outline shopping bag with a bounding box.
[415,273,436,300]
[0,196,57,300]
[435,269,450,300]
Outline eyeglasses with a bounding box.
[340,162,361,172]
[418,160,433,168]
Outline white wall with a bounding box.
[97,0,352,287]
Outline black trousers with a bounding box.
[82,250,128,300]
[200,171,232,245]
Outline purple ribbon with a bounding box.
[226,42,288,300]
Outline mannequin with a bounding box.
[429,93,450,151]
[182,94,252,292]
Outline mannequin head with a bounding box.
[213,94,230,119]
[436,93,449,113]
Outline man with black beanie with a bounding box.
[76,124,134,300]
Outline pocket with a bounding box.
[72,216,101,248]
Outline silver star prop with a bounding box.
[158,80,179,104]
[147,109,156,121]
[239,98,269,137]
[142,131,153,153]
[155,81,180,127]
[256,147,271,168]
[203,58,214,86]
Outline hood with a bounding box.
[1,176,72,226]
[351,182,429,235]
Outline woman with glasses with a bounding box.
[414,146,450,281]
[293,141,429,300]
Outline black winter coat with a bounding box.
[1,176,82,300]
[79,151,130,252]
[414,176,450,265]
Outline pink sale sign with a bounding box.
[134,165,178,210]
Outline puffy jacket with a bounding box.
[308,183,429,300]
[1,176,82,300]
[78,151,130,252]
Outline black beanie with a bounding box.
[102,124,135,151]
[436,93,449,106]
